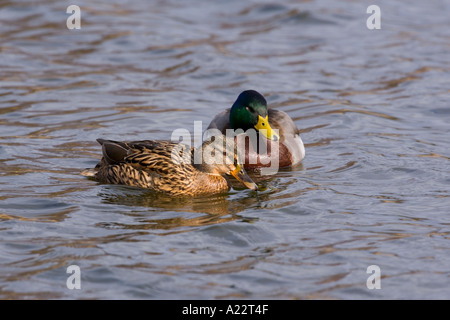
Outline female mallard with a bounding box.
[81,135,257,197]
[206,90,305,170]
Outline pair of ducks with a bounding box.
[82,90,305,196]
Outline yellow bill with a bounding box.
[254,115,280,141]
[230,164,258,191]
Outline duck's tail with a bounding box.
[80,168,97,177]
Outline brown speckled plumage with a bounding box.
[81,137,256,197]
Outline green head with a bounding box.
[229,90,279,141]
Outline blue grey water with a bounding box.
[0,0,449,299]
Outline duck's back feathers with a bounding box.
[98,139,193,175]
[267,109,300,139]
[206,108,231,132]
[267,110,305,165]
[84,139,231,196]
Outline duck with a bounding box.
[206,90,305,171]
[81,135,258,197]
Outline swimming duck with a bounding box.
[81,135,257,197]
[206,90,305,170]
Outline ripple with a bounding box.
[0,0,449,300]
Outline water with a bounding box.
[0,0,449,299]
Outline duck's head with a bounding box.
[229,90,279,141]
[194,134,258,191]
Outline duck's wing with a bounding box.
[206,108,231,133]
[267,109,300,138]
[267,109,305,165]
[96,139,129,165]
[98,139,193,176]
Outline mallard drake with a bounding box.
[81,135,257,197]
[206,90,305,171]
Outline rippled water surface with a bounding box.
[1,0,449,299]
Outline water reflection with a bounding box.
[90,163,308,232]
[95,186,260,230]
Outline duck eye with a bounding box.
[245,106,255,113]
